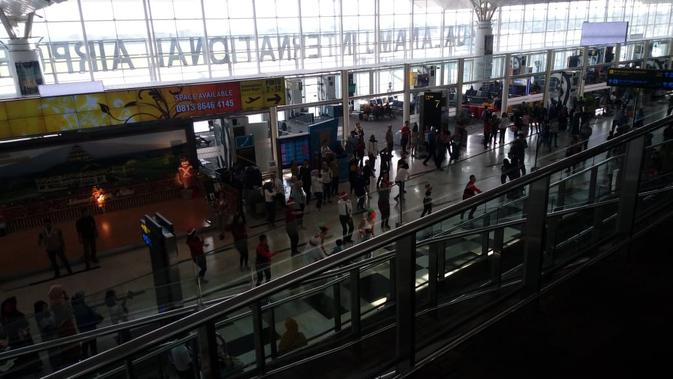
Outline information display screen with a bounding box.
[580,22,628,46]
[278,135,309,168]
[607,68,673,89]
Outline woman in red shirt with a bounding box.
[255,235,273,286]
[460,175,482,220]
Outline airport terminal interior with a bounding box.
[0,0,672,378]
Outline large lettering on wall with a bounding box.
[0,26,472,75]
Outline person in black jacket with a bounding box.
[76,208,98,269]
[71,292,103,358]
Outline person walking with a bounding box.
[367,134,378,165]
[422,127,437,166]
[34,300,60,369]
[320,164,332,203]
[48,285,80,367]
[498,112,509,144]
[421,184,433,217]
[290,179,306,227]
[2,297,41,375]
[385,124,394,151]
[353,170,367,211]
[105,289,132,345]
[39,218,72,278]
[378,178,392,231]
[509,134,527,176]
[285,198,302,256]
[393,160,409,203]
[71,291,103,358]
[549,117,560,149]
[338,192,354,243]
[230,213,249,271]
[255,235,273,286]
[460,175,482,220]
[312,170,323,210]
[186,228,208,283]
[400,121,411,154]
[75,208,98,269]
[378,147,392,188]
[299,160,312,205]
[263,182,277,227]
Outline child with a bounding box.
[421,184,433,217]
[331,239,343,255]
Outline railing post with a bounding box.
[428,242,440,309]
[395,234,416,373]
[197,321,220,379]
[616,136,645,240]
[588,165,598,204]
[491,227,504,289]
[251,301,266,373]
[269,307,278,359]
[481,212,491,255]
[555,180,566,211]
[349,268,361,338]
[333,282,342,332]
[523,176,550,294]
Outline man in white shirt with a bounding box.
[337,193,354,243]
[270,172,285,206]
[393,164,409,202]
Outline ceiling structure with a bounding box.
[0,0,66,18]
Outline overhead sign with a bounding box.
[240,78,286,111]
[0,77,285,140]
[607,68,673,89]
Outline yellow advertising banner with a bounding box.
[0,77,285,140]
[240,78,286,111]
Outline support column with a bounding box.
[456,58,465,112]
[523,176,550,294]
[341,69,350,141]
[578,46,589,97]
[501,54,511,113]
[1,38,44,96]
[542,49,554,108]
[474,19,494,83]
[269,106,281,177]
[403,63,411,123]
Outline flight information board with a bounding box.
[607,68,673,89]
[278,134,309,168]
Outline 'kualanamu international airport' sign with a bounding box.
[5,26,472,73]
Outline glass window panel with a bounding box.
[204,0,228,17]
[113,0,147,20]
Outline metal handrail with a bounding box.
[45,115,673,378]
[0,294,233,362]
